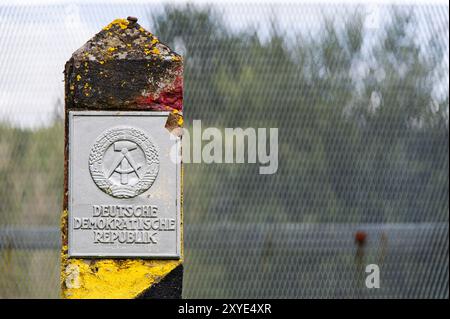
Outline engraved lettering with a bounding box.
[73,217,82,229]
[93,205,101,217]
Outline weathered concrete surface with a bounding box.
[61,18,183,299]
[65,18,183,111]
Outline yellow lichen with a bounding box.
[76,74,81,81]
[170,110,184,126]
[83,82,92,97]
[103,19,129,31]
[172,55,182,62]
[107,47,117,52]
[61,210,68,224]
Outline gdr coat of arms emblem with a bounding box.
[88,126,159,198]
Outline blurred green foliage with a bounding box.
[153,5,448,224]
[0,120,63,226]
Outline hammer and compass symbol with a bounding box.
[106,141,143,185]
[89,127,159,198]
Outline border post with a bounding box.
[61,17,183,299]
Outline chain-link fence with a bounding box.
[0,1,448,298]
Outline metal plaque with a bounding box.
[68,111,181,258]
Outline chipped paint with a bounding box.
[165,110,184,135]
[136,75,183,111]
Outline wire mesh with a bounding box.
[0,1,448,298]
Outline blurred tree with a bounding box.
[148,5,448,224]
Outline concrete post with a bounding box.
[61,17,183,299]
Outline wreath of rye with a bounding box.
[89,126,159,198]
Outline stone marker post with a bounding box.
[61,17,183,299]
